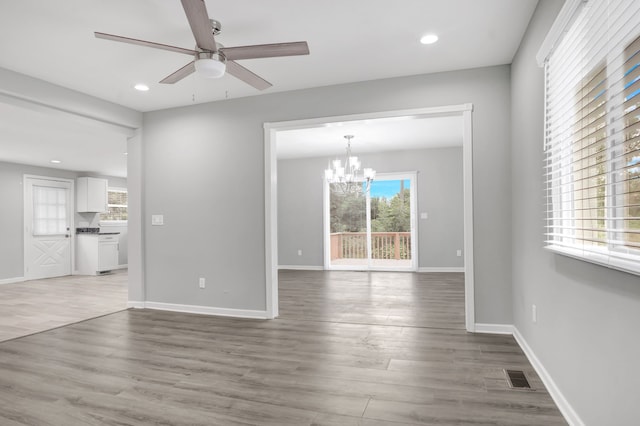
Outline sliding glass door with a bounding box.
[327,183,368,268]
[324,172,416,271]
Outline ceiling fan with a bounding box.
[95,0,309,90]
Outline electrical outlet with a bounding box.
[199,277,205,289]
[420,212,428,219]
[532,304,537,323]
[456,249,462,257]
[297,249,303,256]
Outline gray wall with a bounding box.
[0,161,128,279]
[143,64,512,323]
[277,156,325,267]
[126,130,144,303]
[511,1,640,424]
[278,147,464,268]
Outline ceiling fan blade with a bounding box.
[95,32,196,56]
[180,0,217,52]
[221,42,309,61]
[226,61,272,90]
[160,61,196,84]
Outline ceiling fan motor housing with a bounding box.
[210,19,221,35]
[196,51,225,62]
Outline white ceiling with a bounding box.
[0,0,538,112]
[0,0,538,177]
[0,103,128,177]
[277,115,463,159]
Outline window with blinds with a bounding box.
[544,0,640,275]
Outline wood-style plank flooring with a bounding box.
[279,270,465,329]
[0,270,566,425]
[0,270,128,342]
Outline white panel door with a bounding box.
[24,177,72,280]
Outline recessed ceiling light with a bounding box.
[123,152,128,156]
[50,160,61,164]
[420,34,439,45]
[134,84,149,91]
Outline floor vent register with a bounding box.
[504,369,532,390]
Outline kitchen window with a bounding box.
[100,188,127,224]
[542,0,640,275]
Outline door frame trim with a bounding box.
[264,104,475,331]
[23,174,76,279]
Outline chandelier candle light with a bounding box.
[325,135,376,193]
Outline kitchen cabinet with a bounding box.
[98,235,119,272]
[77,233,119,275]
[76,177,108,212]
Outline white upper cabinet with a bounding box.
[76,177,108,212]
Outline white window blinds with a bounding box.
[544,0,640,275]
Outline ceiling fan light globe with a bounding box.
[195,58,226,78]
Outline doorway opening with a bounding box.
[265,104,476,332]
[24,176,74,280]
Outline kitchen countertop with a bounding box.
[76,228,120,235]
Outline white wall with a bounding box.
[278,147,463,269]
[511,1,640,424]
[143,64,512,323]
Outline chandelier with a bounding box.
[324,135,376,193]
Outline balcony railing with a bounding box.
[330,232,411,260]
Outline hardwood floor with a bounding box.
[279,270,466,329]
[0,270,566,425]
[0,270,128,342]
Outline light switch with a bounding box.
[420,212,428,220]
[151,215,164,226]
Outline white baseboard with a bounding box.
[474,323,583,426]
[0,276,26,285]
[115,264,128,270]
[474,323,515,335]
[279,266,464,273]
[142,301,269,319]
[278,265,324,271]
[513,327,584,426]
[127,301,145,309]
[417,267,465,273]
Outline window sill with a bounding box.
[100,221,128,227]
[544,245,640,277]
